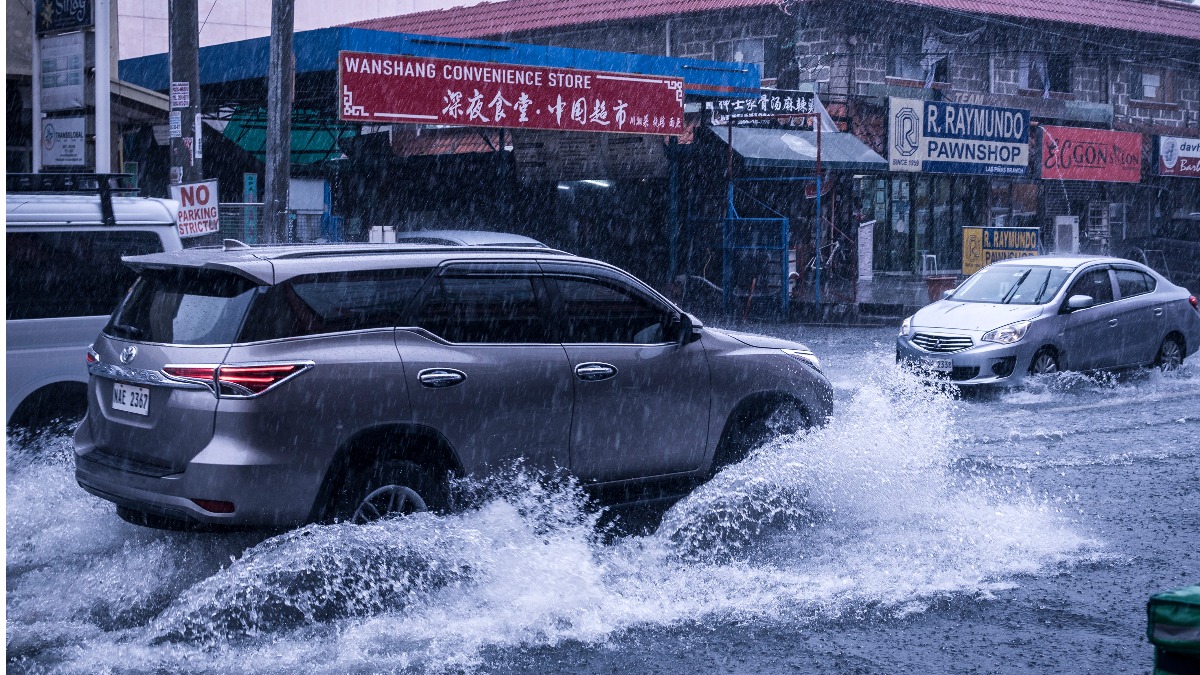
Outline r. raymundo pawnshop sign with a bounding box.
[338,51,684,136]
[889,98,1030,176]
[1040,125,1142,183]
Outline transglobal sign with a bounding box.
[1041,125,1141,183]
[338,51,684,136]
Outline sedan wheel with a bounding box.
[1156,337,1184,371]
[1029,349,1059,375]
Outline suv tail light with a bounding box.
[162,362,313,398]
[1190,295,1198,310]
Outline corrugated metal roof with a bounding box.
[345,0,768,38]
[347,0,1200,41]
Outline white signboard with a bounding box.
[169,111,182,138]
[39,32,86,111]
[171,82,190,109]
[1159,135,1200,178]
[169,180,221,238]
[41,117,87,166]
[889,97,1029,176]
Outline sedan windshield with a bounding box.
[952,266,1073,305]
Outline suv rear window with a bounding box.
[6,231,165,320]
[239,269,432,342]
[106,269,258,345]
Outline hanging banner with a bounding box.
[962,226,1040,275]
[1040,125,1141,183]
[1158,135,1200,178]
[338,51,684,136]
[170,180,221,238]
[889,97,1029,176]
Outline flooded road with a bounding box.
[7,326,1198,673]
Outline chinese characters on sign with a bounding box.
[709,90,816,126]
[337,52,684,136]
[1040,125,1141,183]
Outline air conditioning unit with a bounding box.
[1054,216,1079,254]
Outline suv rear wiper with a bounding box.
[108,323,144,339]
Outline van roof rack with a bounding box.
[6,173,141,227]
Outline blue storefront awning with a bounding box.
[119,27,760,101]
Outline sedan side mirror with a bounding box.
[677,312,703,346]
[1066,294,1095,312]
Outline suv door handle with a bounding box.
[574,362,617,382]
[418,368,466,388]
[1108,319,1118,327]
[1154,307,1164,317]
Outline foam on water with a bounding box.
[7,361,1097,674]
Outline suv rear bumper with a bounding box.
[74,418,326,527]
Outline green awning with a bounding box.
[713,126,888,171]
[221,108,356,165]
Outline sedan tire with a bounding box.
[1029,348,1060,376]
[1155,336,1185,371]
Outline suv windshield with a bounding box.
[106,269,258,344]
[952,265,1073,305]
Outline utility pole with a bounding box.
[95,0,112,172]
[168,0,202,185]
[264,0,295,243]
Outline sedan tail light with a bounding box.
[162,362,313,398]
[1190,295,1198,310]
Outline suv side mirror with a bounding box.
[1065,294,1095,312]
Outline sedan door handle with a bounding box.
[1154,307,1164,317]
[1108,319,1118,327]
[418,368,466,388]
[574,362,617,382]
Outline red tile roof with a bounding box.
[347,0,1200,41]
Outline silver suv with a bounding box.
[74,242,832,528]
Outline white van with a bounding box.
[6,175,184,426]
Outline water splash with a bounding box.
[8,359,1095,673]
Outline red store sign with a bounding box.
[1040,125,1142,183]
[338,51,684,136]
[1158,135,1200,177]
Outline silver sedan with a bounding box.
[896,256,1200,386]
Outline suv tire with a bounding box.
[335,459,449,523]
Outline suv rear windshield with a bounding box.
[106,268,258,344]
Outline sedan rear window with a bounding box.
[953,266,1072,305]
[106,269,257,344]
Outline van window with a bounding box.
[106,269,257,345]
[6,231,164,320]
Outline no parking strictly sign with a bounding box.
[170,180,221,238]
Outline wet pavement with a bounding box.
[7,325,1198,673]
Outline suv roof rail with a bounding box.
[7,173,141,228]
[263,244,576,260]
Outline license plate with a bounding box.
[112,382,150,416]
[922,357,953,373]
